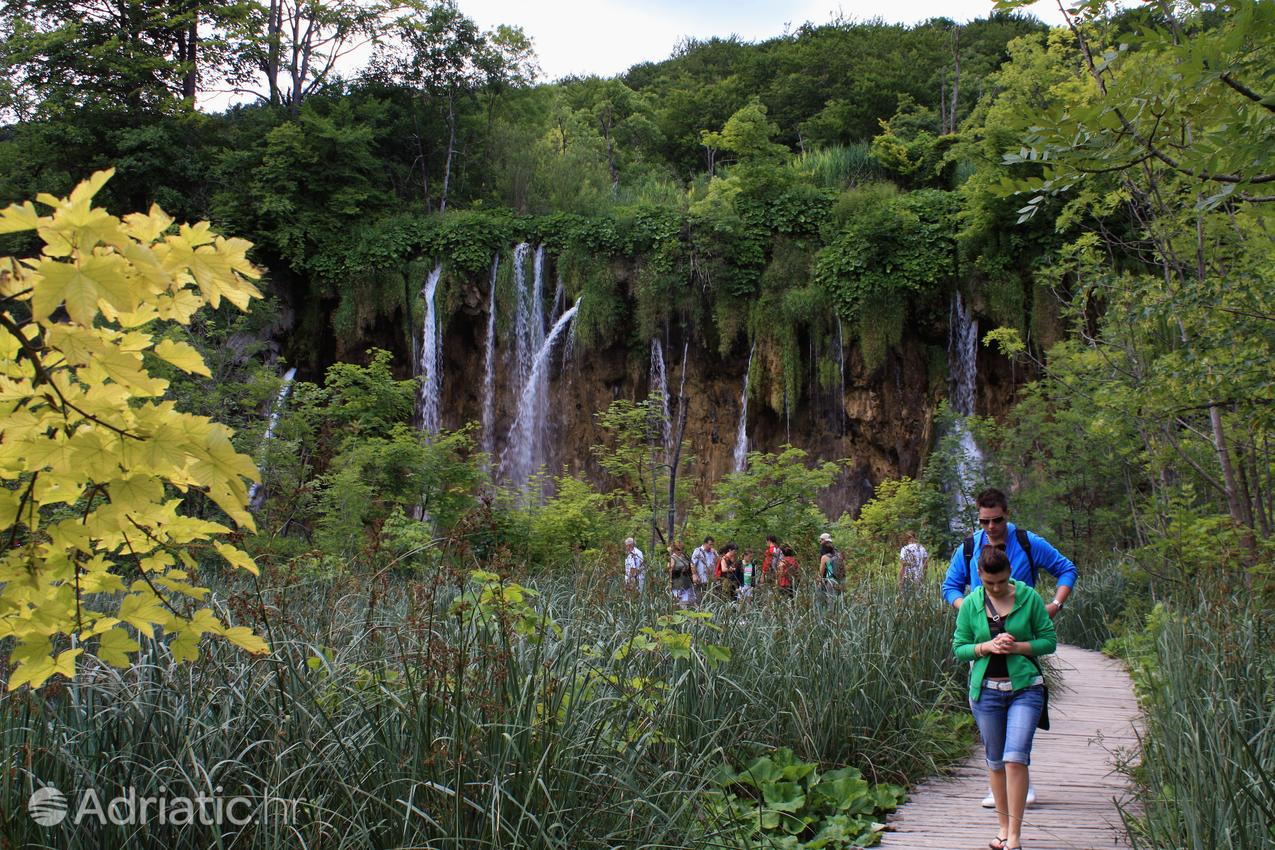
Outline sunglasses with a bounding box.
[977,515,1007,526]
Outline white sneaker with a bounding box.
[982,787,1036,807]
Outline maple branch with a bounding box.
[0,311,143,440]
[1219,73,1275,115]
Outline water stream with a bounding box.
[503,298,582,498]
[414,263,445,435]
[733,343,756,473]
[480,254,500,461]
[650,337,671,450]
[948,291,984,528]
[248,366,298,506]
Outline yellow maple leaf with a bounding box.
[117,592,170,633]
[95,626,140,667]
[0,201,40,234]
[220,625,269,655]
[153,339,211,377]
[213,542,259,576]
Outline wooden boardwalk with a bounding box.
[879,644,1141,850]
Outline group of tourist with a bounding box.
[625,532,849,607]
[622,486,1080,850]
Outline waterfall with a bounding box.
[677,340,689,402]
[414,262,445,435]
[480,254,499,461]
[948,291,984,528]
[503,298,582,497]
[551,272,564,322]
[650,338,671,449]
[512,243,533,392]
[248,366,298,506]
[950,291,979,417]
[835,316,846,436]
[732,343,756,473]
[531,245,546,348]
[561,319,576,369]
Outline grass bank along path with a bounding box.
[879,644,1141,850]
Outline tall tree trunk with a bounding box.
[1245,433,1269,537]
[266,0,282,105]
[1209,401,1257,563]
[182,10,198,100]
[413,106,432,210]
[948,28,961,134]
[440,93,456,214]
[939,78,947,134]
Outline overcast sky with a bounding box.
[456,0,1067,81]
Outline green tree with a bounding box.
[986,0,1275,565]
[691,446,841,564]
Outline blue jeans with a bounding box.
[970,683,1045,771]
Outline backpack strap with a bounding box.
[967,529,1037,585]
[1015,528,1036,586]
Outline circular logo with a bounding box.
[28,786,68,826]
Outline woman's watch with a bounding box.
[1051,597,1065,609]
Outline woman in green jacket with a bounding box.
[953,546,1057,850]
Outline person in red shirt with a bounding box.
[760,535,781,586]
[777,544,800,599]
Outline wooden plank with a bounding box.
[878,644,1141,850]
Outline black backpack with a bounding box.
[964,528,1036,586]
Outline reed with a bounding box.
[1,573,967,849]
[795,144,886,190]
[1121,604,1274,849]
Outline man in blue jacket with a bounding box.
[943,487,1078,808]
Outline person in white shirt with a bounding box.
[898,531,929,590]
[690,536,716,602]
[624,537,645,592]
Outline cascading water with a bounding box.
[950,292,979,417]
[531,245,546,344]
[948,291,984,528]
[835,316,846,436]
[550,274,564,322]
[677,341,689,402]
[480,255,499,461]
[503,298,581,498]
[650,338,671,450]
[511,243,534,392]
[414,263,445,435]
[248,366,298,506]
[733,344,756,473]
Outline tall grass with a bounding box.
[794,144,887,190]
[1,573,967,849]
[1120,604,1275,849]
[1050,560,1139,651]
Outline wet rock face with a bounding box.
[320,271,1017,519]
[424,324,947,519]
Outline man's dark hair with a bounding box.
[703,535,714,544]
[978,545,1011,575]
[781,545,795,557]
[766,535,778,544]
[975,488,1009,511]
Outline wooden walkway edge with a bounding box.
[879,644,1142,850]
